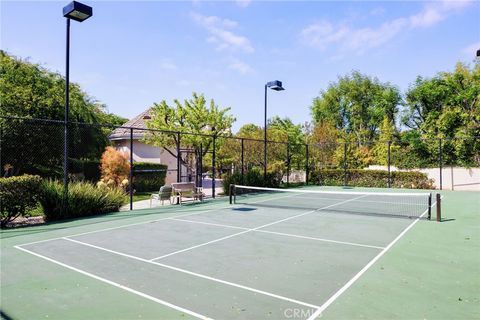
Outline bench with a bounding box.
[171,182,204,204]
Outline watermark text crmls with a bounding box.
[283,308,322,319]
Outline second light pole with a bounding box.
[264,80,285,184]
[62,1,92,206]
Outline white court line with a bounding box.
[17,190,301,248]
[60,237,320,310]
[150,194,368,261]
[170,218,384,250]
[306,200,437,320]
[286,196,426,206]
[14,245,211,320]
[234,185,430,197]
[255,230,385,250]
[170,218,248,231]
[16,204,231,248]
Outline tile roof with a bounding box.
[109,108,153,141]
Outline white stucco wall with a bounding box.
[112,140,183,185]
[367,165,480,191]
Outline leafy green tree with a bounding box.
[143,92,236,171]
[311,71,402,144]
[307,122,339,169]
[372,116,399,166]
[403,62,480,165]
[268,117,306,169]
[0,51,122,175]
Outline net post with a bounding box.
[241,138,244,185]
[427,193,432,220]
[228,184,235,204]
[212,135,216,199]
[129,128,134,211]
[176,133,181,183]
[439,138,443,190]
[343,142,347,187]
[387,140,391,188]
[436,193,442,222]
[286,142,290,187]
[305,144,309,185]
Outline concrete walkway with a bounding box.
[120,187,222,211]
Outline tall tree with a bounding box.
[143,92,236,169]
[311,71,402,144]
[0,51,123,175]
[403,62,480,165]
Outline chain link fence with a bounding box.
[1,116,479,212]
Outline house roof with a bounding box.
[109,108,153,141]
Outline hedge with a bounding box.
[0,175,42,228]
[309,169,434,189]
[223,169,281,195]
[39,180,126,221]
[133,162,168,192]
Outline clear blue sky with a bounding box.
[1,0,479,131]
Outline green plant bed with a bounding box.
[40,180,126,221]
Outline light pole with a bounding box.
[264,80,284,184]
[62,1,92,205]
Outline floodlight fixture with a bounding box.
[266,80,285,91]
[63,1,92,22]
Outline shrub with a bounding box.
[309,169,433,189]
[0,175,42,228]
[69,159,101,181]
[39,180,126,221]
[133,163,167,192]
[99,147,130,188]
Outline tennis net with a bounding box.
[229,185,433,219]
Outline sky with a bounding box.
[1,0,479,131]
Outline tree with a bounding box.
[402,62,480,166]
[311,71,402,144]
[0,51,124,176]
[307,122,339,169]
[268,117,306,170]
[143,92,236,172]
[372,116,399,166]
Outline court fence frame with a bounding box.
[0,115,477,212]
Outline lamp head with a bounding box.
[266,80,285,91]
[63,1,92,22]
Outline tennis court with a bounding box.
[1,186,479,320]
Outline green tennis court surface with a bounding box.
[1,187,479,320]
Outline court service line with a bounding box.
[14,245,212,320]
[150,194,368,262]
[170,218,385,250]
[255,230,385,250]
[306,201,436,320]
[61,237,320,310]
